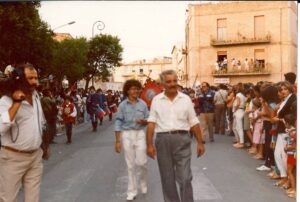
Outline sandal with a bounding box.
[286,188,295,194]
[287,191,296,198]
[274,180,285,187]
[252,155,264,160]
[271,174,281,180]
[281,182,290,189]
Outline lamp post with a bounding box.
[92,20,105,37]
[53,21,76,31]
[91,20,105,87]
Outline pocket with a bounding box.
[0,150,9,161]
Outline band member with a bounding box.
[106,89,117,121]
[62,95,77,144]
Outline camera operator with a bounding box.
[0,63,46,202]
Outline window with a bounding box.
[139,68,143,74]
[217,18,227,40]
[254,15,265,38]
[254,49,265,69]
[149,69,152,73]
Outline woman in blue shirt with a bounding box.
[114,79,149,201]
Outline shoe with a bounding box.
[126,194,136,201]
[256,165,271,171]
[50,141,57,144]
[141,186,147,194]
[202,141,206,144]
[210,139,214,142]
[252,155,264,160]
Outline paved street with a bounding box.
[21,118,295,202]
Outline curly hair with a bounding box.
[123,79,142,97]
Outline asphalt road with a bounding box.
[19,117,296,202]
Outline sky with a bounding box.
[39,1,201,63]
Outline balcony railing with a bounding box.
[212,63,271,77]
[211,34,271,46]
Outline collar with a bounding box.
[160,91,184,101]
[125,98,140,104]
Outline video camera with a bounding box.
[0,65,26,97]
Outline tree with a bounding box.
[84,34,123,90]
[51,37,89,85]
[0,2,54,76]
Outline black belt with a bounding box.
[157,130,189,135]
[2,146,38,154]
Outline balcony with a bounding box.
[211,34,271,46]
[212,63,271,77]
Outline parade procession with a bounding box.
[0,1,298,202]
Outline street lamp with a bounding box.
[92,20,105,37]
[53,21,76,31]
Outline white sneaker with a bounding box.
[256,165,271,171]
[141,186,147,194]
[126,194,136,201]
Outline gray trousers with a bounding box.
[214,104,226,134]
[155,133,193,202]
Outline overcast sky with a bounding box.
[39,1,201,63]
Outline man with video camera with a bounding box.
[0,63,46,202]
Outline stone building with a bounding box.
[53,33,73,42]
[113,57,174,84]
[185,1,297,86]
[171,42,188,86]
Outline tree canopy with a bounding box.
[84,34,123,89]
[0,2,54,75]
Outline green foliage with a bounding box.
[0,2,54,75]
[51,38,89,84]
[85,34,123,84]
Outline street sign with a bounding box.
[214,78,230,84]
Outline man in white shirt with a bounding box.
[0,63,46,202]
[146,69,205,202]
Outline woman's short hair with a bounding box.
[280,81,293,93]
[123,79,142,97]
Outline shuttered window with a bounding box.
[217,19,227,40]
[254,16,265,38]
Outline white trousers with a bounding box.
[233,109,245,143]
[122,129,147,197]
[274,133,288,177]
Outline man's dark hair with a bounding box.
[123,79,142,97]
[202,82,210,88]
[284,72,296,84]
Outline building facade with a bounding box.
[53,33,73,42]
[113,57,174,84]
[171,42,188,87]
[186,1,297,86]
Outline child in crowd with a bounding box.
[250,98,264,160]
[284,114,296,198]
[62,96,77,144]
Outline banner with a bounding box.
[140,78,162,108]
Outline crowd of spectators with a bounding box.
[178,72,297,198]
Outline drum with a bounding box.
[109,104,118,113]
[104,107,111,115]
[97,107,106,118]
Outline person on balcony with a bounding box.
[222,57,228,72]
[237,60,242,71]
[231,58,237,70]
[215,61,220,72]
[244,58,249,71]
[249,58,254,71]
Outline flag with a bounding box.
[140,78,162,108]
